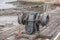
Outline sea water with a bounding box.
[0,0,16,9]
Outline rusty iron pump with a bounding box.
[18,12,49,34]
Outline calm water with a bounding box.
[0,0,17,9]
[0,0,16,3]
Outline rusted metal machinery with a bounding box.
[17,2,49,35]
[18,12,49,34]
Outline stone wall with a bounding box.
[17,0,54,2]
[17,0,45,2]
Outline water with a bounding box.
[0,0,16,3]
[0,0,18,25]
[0,3,16,9]
[0,0,17,9]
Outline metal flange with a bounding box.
[40,14,49,26]
[18,13,28,25]
[22,13,28,25]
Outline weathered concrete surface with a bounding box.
[4,8,60,40]
[18,8,60,40]
[0,16,19,40]
[0,1,60,40]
